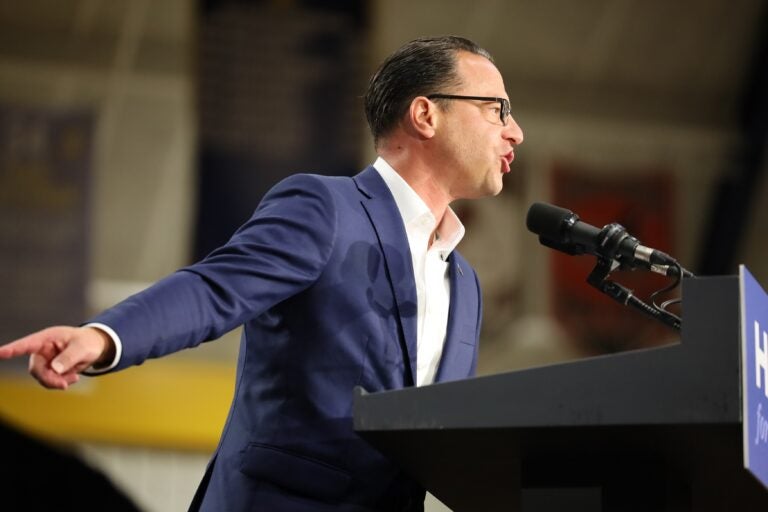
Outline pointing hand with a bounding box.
[0,326,114,389]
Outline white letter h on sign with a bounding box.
[756,321,768,398]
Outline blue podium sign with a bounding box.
[741,265,768,489]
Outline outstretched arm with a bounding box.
[0,326,115,389]
[1,173,337,385]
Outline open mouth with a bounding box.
[501,151,514,173]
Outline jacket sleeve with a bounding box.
[88,174,338,371]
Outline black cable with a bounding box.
[660,298,681,309]
[651,260,694,326]
[650,261,682,310]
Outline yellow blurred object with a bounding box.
[0,360,235,451]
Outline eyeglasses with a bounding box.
[427,94,512,125]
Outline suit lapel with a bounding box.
[354,166,418,386]
[435,254,476,382]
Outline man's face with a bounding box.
[433,52,524,200]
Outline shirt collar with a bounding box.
[373,157,465,261]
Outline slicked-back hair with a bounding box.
[364,36,493,147]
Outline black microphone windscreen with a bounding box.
[525,202,574,239]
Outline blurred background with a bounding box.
[0,0,766,510]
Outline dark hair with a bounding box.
[364,36,493,147]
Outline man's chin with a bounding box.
[474,183,503,199]
[488,177,505,197]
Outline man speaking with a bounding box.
[0,35,523,511]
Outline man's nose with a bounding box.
[504,116,524,145]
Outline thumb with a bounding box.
[50,356,70,375]
[50,328,105,375]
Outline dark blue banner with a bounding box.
[0,106,93,343]
[741,265,768,489]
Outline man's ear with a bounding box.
[407,96,438,140]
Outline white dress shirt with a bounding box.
[87,159,466,384]
[373,157,465,386]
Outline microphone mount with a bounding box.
[586,256,682,331]
[596,223,639,269]
[526,201,694,331]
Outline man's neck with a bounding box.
[377,149,451,225]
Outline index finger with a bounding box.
[0,328,58,359]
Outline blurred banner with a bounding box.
[0,106,93,344]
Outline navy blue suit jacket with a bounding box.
[91,166,482,511]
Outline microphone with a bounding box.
[525,202,683,275]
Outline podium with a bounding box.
[353,276,768,511]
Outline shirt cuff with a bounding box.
[81,322,123,375]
